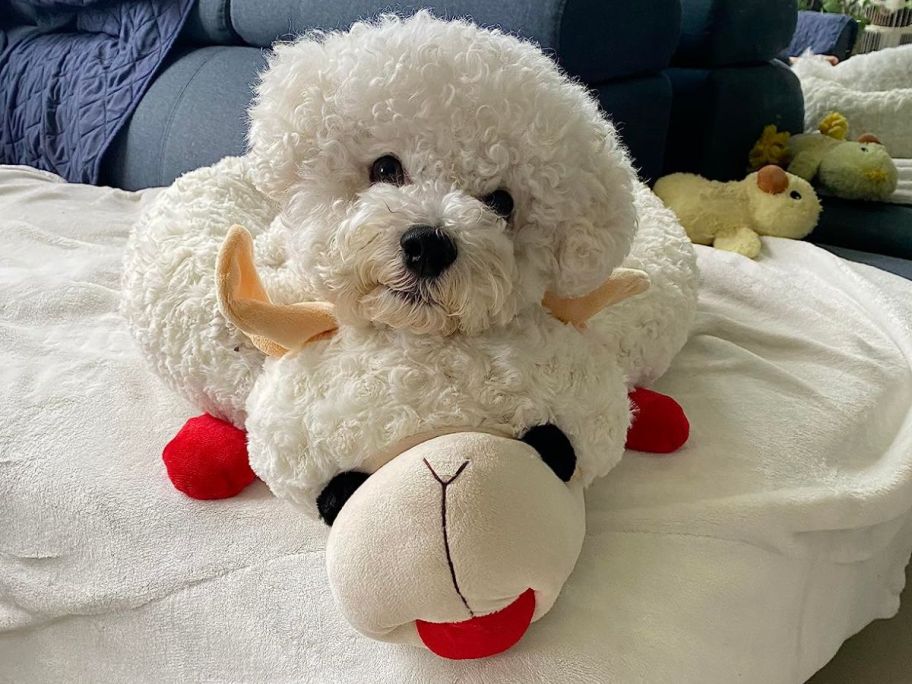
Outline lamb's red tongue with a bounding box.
[415,589,535,660]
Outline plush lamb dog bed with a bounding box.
[792,45,912,158]
[2,165,912,682]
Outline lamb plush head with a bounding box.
[201,10,665,661]
[219,225,646,660]
[239,319,631,661]
[246,11,638,336]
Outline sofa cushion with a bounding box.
[102,46,267,190]
[812,198,912,261]
[820,245,912,281]
[663,61,804,182]
[594,75,673,184]
[0,0,195,184]
[102,45,672,190]
[674,0,797,67]
[180,0,240,44]
[226,0,681,82]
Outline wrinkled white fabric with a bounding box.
[2,166,911,683]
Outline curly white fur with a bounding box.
[247,182,697,513]
[122,11,651,425]
[121,12,698,652]
[246,12,638,331]
[120,6,696,542]
[124,154,696,511]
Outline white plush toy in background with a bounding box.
[122,13,698,660]
[792,45,912,159]
[654,165,822,259]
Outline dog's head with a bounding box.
[248,12,637,335]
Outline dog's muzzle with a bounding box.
[324,432,586,659]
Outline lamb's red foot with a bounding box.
[626,387,690,454]
[162,414,255,499]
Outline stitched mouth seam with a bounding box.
[423,458,473,618]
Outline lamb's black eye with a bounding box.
[519,424,576,482]
[317,471,369,525]
[860,147,868,152]
[481,189,514,220]
[369,155,406,186]
[790,190,802,200]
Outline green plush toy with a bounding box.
[750,113,898,202]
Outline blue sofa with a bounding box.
[10,0,907,278]
[100,0,802,190]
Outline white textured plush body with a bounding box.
[124,158,696,508]
[122,13,698,654]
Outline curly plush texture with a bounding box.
[122,157,277,426]
[121,13,699,648]
[125,167,695,508]
[121,11,668,436]
[125,157,695,514]
[246,12,638,324]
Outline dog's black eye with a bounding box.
[519,424,576,482]
[860,147,868,152]
[370,155,406,186]
[481,189,514,220]
[317,471,369,525]
[790,190,802,200]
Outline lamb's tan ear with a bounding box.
[857,133,881,145]
[216,225,338,357]
[543,267,650,327]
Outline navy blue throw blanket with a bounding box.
[784,11,859,62]
[0,0,193,184]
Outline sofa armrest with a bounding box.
[180,0,241,45]
[663,60,804,181]
[102,47,267,190]
[674,0,797,66]
[819,245,912,281]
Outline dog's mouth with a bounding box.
[383,284,437,307]
[354,282,450,333]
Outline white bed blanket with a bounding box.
[2,166,912,683]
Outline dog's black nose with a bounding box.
[400,225,457,280]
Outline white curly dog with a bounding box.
[122,12,698,659]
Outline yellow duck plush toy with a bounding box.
[654,165,821,259]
